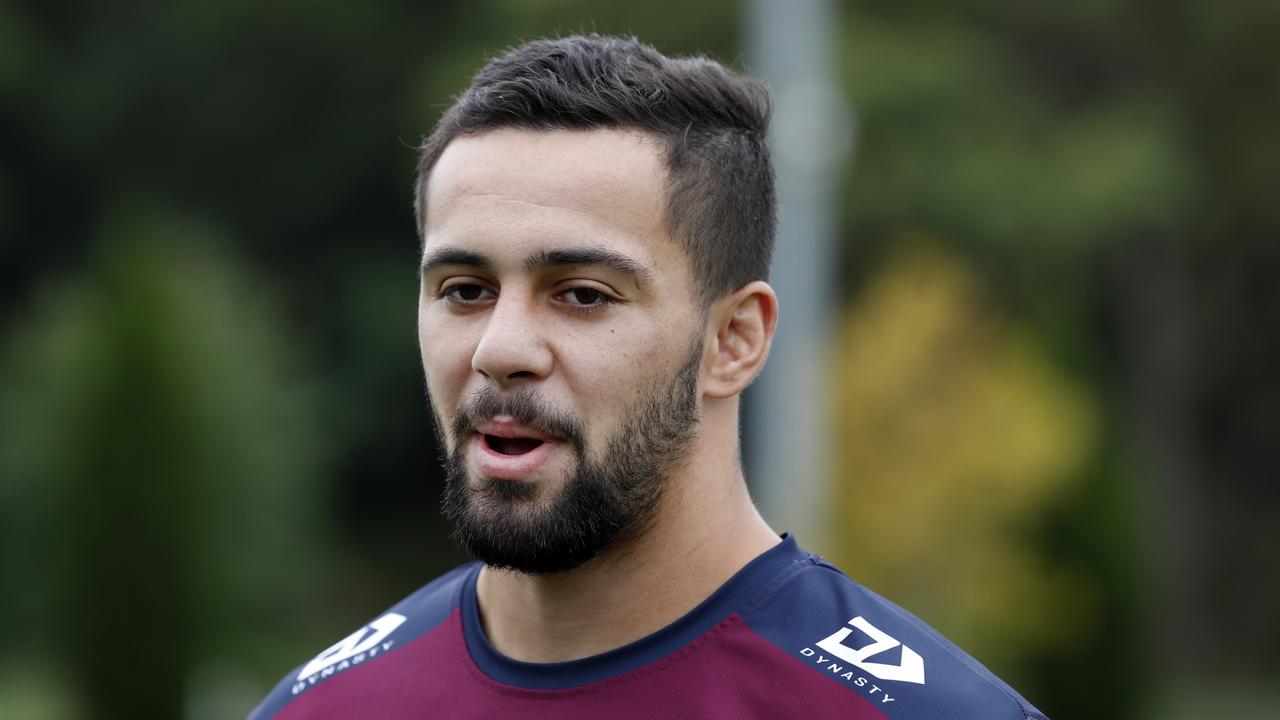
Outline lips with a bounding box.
[484,435,544,455]
[469,417,565,480]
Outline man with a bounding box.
[251,35,1049,719]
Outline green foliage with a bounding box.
[0,204,329,716]
[839,5,1195,260]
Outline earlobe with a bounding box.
[705,281,778,398]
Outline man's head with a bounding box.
[416,36,777,574]
[416,34,776,305]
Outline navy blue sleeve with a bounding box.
[739,556,1049,720]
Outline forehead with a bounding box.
[423,128,684,277]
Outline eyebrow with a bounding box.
[524,246,655,286]
[421,244,655,287]
[419,247,493,278]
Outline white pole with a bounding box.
[745,0,850,554]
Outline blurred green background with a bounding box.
[1,1,1277,718]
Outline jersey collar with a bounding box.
[460,532,813,690]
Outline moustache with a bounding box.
[451,385,586,453]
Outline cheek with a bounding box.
[419,304,476,366]
[568,323,692,420]
[419,319,479,423]
[424,344,473,395]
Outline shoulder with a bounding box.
[738,554,1049,720]
[247,563,477,720]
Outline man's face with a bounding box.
[418,128,707,574]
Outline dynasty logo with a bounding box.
[800,615,926,706]
[291,612,407,695]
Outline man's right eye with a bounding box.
[441,283,494,303]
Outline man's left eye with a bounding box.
[560,287,611,307]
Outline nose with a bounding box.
[471,293,553,387]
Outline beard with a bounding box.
[434,341,702,575]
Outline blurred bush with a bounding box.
[830,244,1095,680]
[0,204,329,717]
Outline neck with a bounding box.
[474,400,779,663]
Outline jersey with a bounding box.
[249,534,1049,719]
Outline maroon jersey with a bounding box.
[250,535,1048,719]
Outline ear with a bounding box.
[703,281,778,399]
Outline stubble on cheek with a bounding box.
[423,379,457,471]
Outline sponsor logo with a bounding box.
[817,616,926,685]
[290,612,407,695]
[798,616,926,707]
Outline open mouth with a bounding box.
[482,434,545,456]
[471,421,562,480]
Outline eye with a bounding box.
[440,283,495,304]
[564,287,606,306]
[556,286,617,312]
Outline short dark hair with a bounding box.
[415,34,776,303]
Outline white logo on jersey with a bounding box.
[816,616,926,684]
[297,612,407,681]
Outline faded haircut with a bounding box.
[414,34,776,303]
